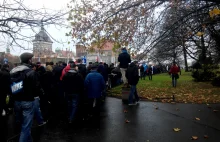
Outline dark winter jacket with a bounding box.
[0,68,11,95]
[62,69,84,95]
[98,64,108,82]
[37,65,46,76]
[126,63,139,85]
[77,63,87,79]
[10,64,43,101]
[41,71,54,95]
[118,51,131,68]
[84,70,105,98]
[52,66,63,83]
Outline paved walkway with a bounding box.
[4,97,220,142]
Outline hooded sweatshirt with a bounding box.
[60,64,71,81]
[10,64,42,101]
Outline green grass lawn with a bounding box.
[108,71,220,103]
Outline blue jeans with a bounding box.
[14,101,34,142]
[34,97,44,124]
[128,85,139,104]
[67,94,79,121]
[172,74,177,87]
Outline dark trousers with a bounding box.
[0,93,8,115]
[0,115,7,142]
[88,98,101,117]
[172,74,177,87]
[148,73,152,80]
[140,72,146,80]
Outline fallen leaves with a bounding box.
[195,117,200,121]
[110,74,220,104]
[173,128,181,132]
[204,135,209,139]
[213,110,219,112]
[191,136,198,140]
[123,109,128,113]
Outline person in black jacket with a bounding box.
[118,48,131,87]
[62,63,84,123]
[0,64,11,116]
[10,52,43,142]
[40,65,54,120]
[77,59,87,79]
[126,61,140,105]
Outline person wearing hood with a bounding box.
[62,63,84,123]
[126,61,140,105]
[60,61,74,81]
[10,52,44,142]
[118,47,131,87]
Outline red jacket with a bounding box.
[60,64,71,80]
[170,65,179,74]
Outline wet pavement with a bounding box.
[4,97,220,142]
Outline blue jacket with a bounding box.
[143,63,148,72]
[84,70,105,98]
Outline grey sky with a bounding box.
[0,0,74,55]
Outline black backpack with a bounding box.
[10,69,32,95]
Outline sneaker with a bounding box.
[38,121,47,126]
[128,102,137,106]
[136,99,141,103]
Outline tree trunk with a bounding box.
[200,35,206,64]
[183,42,188,72]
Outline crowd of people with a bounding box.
[0,47,180,142]
[0,52,116,142]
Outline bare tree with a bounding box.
[0,0,68,50]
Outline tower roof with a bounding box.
[32,26,53,43]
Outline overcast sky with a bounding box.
[0,0,74,56]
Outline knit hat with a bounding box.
[20,52,34,63]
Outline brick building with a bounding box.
[75,41,119,65]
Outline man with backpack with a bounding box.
[10,52,43,142]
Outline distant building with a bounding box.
[76,41,118,65]
[76,45,87,57]
[32,26,75,64]
[33,26,53,58]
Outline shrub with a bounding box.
[212,76,220,86]
[192,70,216,82]
[191,63,218,82]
